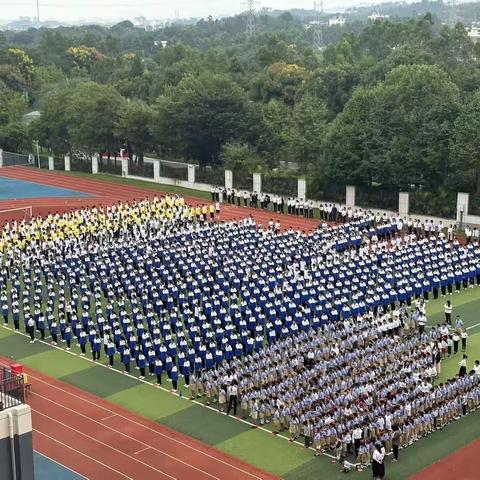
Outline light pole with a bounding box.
[33,140,41,169]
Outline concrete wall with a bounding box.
[0,405,34,480]
[346,186,355,207]
[50,158,480,226]
[297,178,306,200]
[225,170,233,190]
[91,155,99,174]
[399,192,409,216]
[253,172,261,193]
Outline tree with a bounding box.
[0,81,28,151]
[322,64,460,189]
[290,96,328,168]
[35,82,124,155]
[115,101,153,163]
[220,141,261,172]
[67,45,107,73]
[0,122,28,152]
[451,90,480,193]
[65,82,124,155]
[7,48,34,83]
[303,64,360,118]
[153,74,260,166]
[31,86,71,152]
[257,99,291,165]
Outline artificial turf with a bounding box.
[1,286,479,479]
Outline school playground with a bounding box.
[0,165,479,479]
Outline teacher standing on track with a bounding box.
[372,442,386,479]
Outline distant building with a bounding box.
[468,22,480,44]
[133,16,147,29]
[368,12,390,21]
[21,111,41,125]
[329,16,346,26]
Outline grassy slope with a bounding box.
[1,286,479,479]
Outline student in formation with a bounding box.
[461,330,468,352]
[459,355,468,377]
[444,300,452,325]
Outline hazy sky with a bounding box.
[0,0,367,21]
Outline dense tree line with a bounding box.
[1,11,480,213]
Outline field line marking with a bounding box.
[31,395,219,480]
[33,409,178,480]
[34,429,134,480]
[0,325,364,473]
[35,450,89,480]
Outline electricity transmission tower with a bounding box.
[313,1,324,51]
[448,0,459,26]
[243,0,259,38]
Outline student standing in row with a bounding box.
[372,443,386,479]
[226,382,238,416]
[444,301,452,325]
[459,355,468,377]
[461,330,468,352]
[171,365,178,392]
[453,332,460,355]
[391,425,401,462]
[27,317,35,343]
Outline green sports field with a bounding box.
[1,170,479,478]
[1,286,479,479]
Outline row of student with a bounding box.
[0,194,219,253]
[0,200,474,356]
[1,213,479,374]
[210,186,477,245]
[207,310,480,463]
[2,244,478,343]
[210,186,318,218]
[1,196,478,468]
[3,236,478,359]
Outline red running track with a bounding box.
[409,438,480,480]
[0,358,278,480]
[0,166,319,231]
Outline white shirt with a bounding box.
[373,448,385,463]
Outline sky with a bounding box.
[0,0,373,22]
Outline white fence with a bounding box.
[2,149,479,226]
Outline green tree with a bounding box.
[451,90,480,193]
[290,96,328,168]
[153,74,260,166]
[323,64,460,189]
[115,101,153,163]
[65,82,123,155]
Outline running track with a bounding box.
[409,438,480,480]
[0,166,319,231]
[0,358,277,480]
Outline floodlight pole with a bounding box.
[33,140,41,169]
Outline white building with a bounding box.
[368,12,390,21]
[468,22,480,44]
[329,16,346,26]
